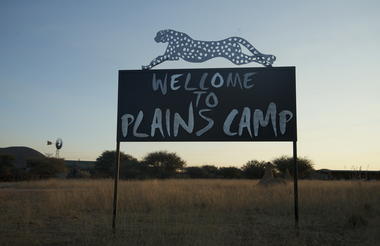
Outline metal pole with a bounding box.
[293,141,299,229]
[112,141,121,232]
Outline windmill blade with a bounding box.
[55,138,63,150]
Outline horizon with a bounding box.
[1,145,378,171]
[1,0,379,170]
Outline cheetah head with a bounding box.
[154,30,170,43]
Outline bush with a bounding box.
[123,160,147,179]
[66,167,91,179]
[201,165,220,178]
[27,157,66,179]
[272,156,314,179]
[241,160,268,179]
[185,165,223,179]
[142,151,186,179]
[185,166,209,178]
[0,154,15,181]
[218,167,243,179]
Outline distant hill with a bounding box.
[0,146,45,168]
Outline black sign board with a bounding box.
[117,67,296,142]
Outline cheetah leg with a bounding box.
[142,55,170,70]
[232,54,270,67]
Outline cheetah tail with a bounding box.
[236,38,276,66]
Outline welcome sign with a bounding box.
[117,67,296,142]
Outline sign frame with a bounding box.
[117,67,297,142]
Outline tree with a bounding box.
[218,167,243,179]
[272,156,314,179]
[27,157,66,179]
[241,160,268,179]
[142,151,186,178]
[94,151,140,179]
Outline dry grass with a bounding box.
[0,179,379,246]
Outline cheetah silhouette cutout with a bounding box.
[142,29,276,70]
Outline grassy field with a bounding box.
[0,179,379,246]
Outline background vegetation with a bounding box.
[90,150,314,180]
[0,154,66,181]
[0,150,326,181]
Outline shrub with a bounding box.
[185,165,223,179]
[27,157,66,179]
[201,165,220,178]
[218,167,243,179]
[185,166,209,178]
[66,167,91,179]
[123,160,147,179]
[0,154,15,181]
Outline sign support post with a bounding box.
[112,141,121,233]
[293,140,299,229]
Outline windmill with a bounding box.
[47,138,63,158]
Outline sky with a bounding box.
[1,0,379,170]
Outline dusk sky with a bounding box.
[1,0,379,170]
